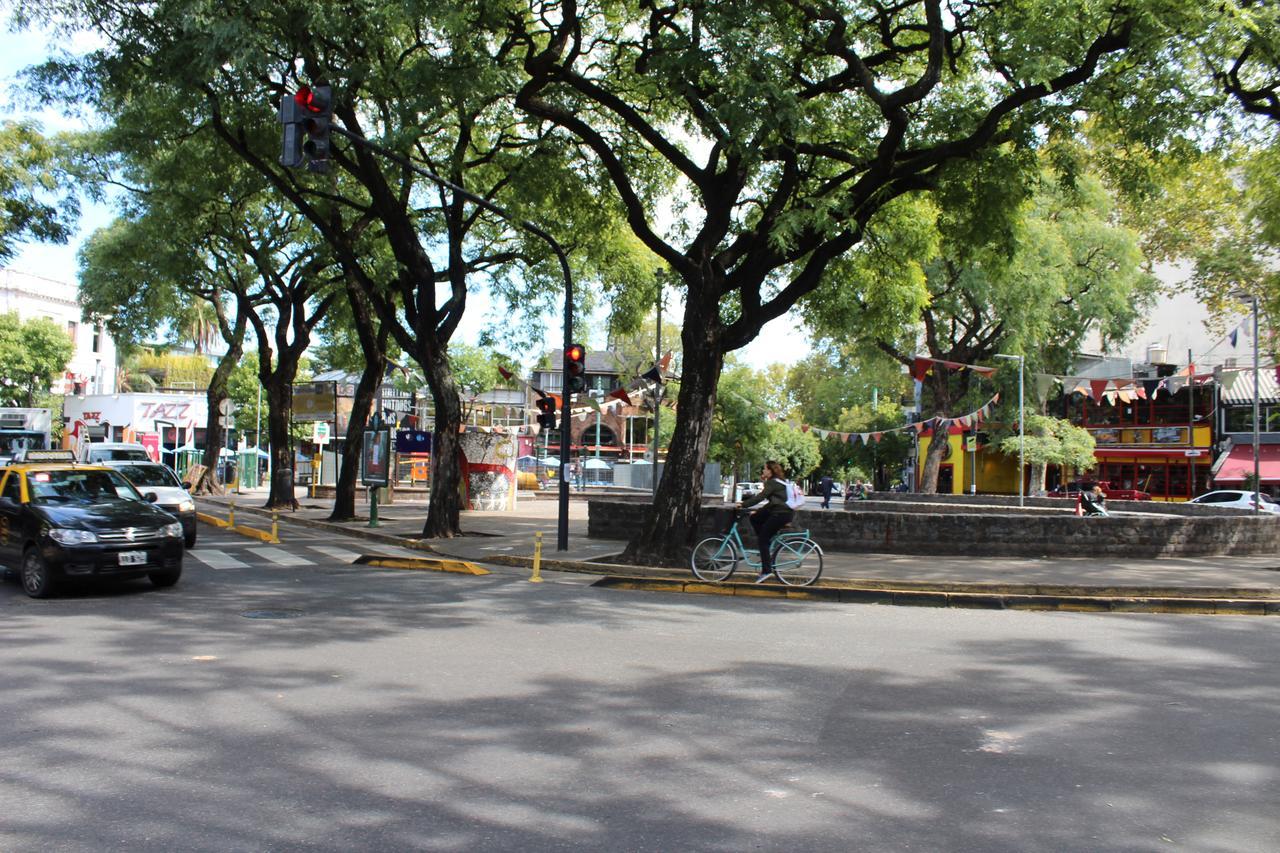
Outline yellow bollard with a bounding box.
[530,531,544,583]
[228,499,235,529]
[271,509,280,543]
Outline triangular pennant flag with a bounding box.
[607,387,632,406]
[872,432,883,443]
[860,433,870,443]
[1142,379,1159,399]
[1219,371,1240,394]
[640,366,661,383]
[912,357,932,382]
[658,351,673,373]
[1033,374,1059,403]
[1166,376,1187,394]
[497,365,513,381]
[972,366,996,378]
[848,433,861,446]
[1230,328,1239,348]
[1089,379,1109,400]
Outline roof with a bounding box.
[1219,368,1280,405]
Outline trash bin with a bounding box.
[273,467,294,499]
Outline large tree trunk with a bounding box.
[329,292,388,521]
[192,313,246,496]
[420,346,465,538]
[623,313,724,565]
[263,368,298,510]
[918,426,948,494]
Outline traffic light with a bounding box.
[535,395,558,430]
[279,85,333,172]
[565,343,586,394]
[296,85,333,173]
[278,93,306,168]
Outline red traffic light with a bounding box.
[294,86,327,113]
[565,344,584,363]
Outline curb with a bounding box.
[592,576,1280,616]
[354,555,489,576]
[199,498,1280,613]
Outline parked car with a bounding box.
[1188,490,1280,515]
[734,482,764,502]
[1048,480,1152,501]
[103,461,199,547]
[79,442,152,464]
[0,451,184,598]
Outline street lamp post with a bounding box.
[995,353,1025,507]
[1233,292,1262,514]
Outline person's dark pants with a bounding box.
[821,491,831,509]
[750,508,794,571]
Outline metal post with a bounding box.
[995,353,1025,506]
[530,531,544,583]
[1252,298,1261,514]
[652,278,662,499]
[369,485,379,527]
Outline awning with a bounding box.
[1211,444,1280,484]
[1093,448,1210,458]
[1219,368,1279,405]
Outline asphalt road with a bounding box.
[1,526,1277,852]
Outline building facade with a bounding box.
[0,268,116,395]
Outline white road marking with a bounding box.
[187,550,250,570]
[247,547,312,566]
[307,546,365,563]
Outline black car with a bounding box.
[0,459,184,598]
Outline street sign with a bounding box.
[218,415,234,429]
[218,398,235,416]
[1184,449,1202,457]
[313,422,331,445]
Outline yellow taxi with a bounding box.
[0,450,184,598]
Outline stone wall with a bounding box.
[587,499,1280,557]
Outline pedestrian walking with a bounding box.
[819,474,834,509]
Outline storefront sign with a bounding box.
[1093,429,1120,444]
[1153,427,1186,444]
[361,429,391,487]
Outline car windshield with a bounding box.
[114,463,182,489]
[92,448,151,461]
[27,469,144,504]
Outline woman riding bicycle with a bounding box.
[738,460,794,584]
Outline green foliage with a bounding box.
[132,352,215,390]
[998,412,1096,481]
[0,121,78,261]
[707,363,772,480]
[758,422,822,483]
[0,312,75,406]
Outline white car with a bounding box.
[1188,490,1280,515]
[103,461,200,546]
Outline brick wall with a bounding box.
[587,499,1280,557]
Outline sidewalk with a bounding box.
[201,487,1280,604]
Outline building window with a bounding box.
[67,320,78,341]
[92,325,102,353]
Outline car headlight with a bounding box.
[161,522,183,539]
[177,499,195,513]
[49,528,98,545]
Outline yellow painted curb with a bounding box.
[356,556,489,576]
[197,512,229,528]
[232,524,278,544]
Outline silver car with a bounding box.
[105,462,199,546]
[1188,490,1280,515]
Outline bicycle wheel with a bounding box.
[691,536,740,582]
[771,539,823,586]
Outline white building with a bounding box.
[0,267,116,395]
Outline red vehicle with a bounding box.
[1048,480,1152,501]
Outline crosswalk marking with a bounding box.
[187,550,250,570]
[307,545,365,563]
[247,546,312,566]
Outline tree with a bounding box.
[0,312,75,406]
[25,0,646,536]
[0,121,78,261]
[998,413,1096,494]
[758,422,822,486]
[833,401,915,491]
[512,0,1207,563]
[802,160,1156,493]
[707,363,772,485]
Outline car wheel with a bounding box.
[149,566,182,588]
[184,531,197,549]
[22,548,57,599]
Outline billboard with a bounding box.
[361,429,391,487]
[292,381,356,434]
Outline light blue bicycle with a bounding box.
[690,509,824,586]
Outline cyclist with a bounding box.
[738,459,795,583]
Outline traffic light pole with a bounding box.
[325,125,576,550]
